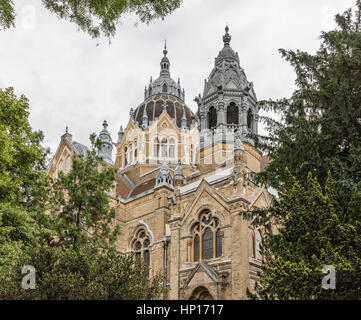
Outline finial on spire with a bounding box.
[102,120,108,129]
[163,39,168,56]
[65,126,68,133]
[223,24,231,46]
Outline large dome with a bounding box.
[130,42,195,129]
[133,94,195,129]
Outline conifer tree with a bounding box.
[245,1,361,299]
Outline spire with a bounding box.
[223,25,231,46]
[160,40,170,77]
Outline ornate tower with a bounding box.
[99,120,113,164]
[194,26,259,166]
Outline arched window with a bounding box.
[256,230,262,260]
[153,138,159,158]
[124,147,128,166]
[190,144,194,164]
[247,109,253,131]
[227,102,239,125]
[208,106,217,129]
[65,155,71,173]
[192,211,222,262]
[133,229,151,277]
[169,138,175,158]
[161,138,168,158]
[134,142,137,162]
[162,84,168,93]
[129,144,133,163]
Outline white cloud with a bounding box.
[0,0,356,154]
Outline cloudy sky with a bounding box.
[0,0,356,156]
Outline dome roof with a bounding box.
[130,42,195,129]
[133,94,195,129]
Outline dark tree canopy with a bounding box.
[0,0,182,38]
[244,1,361,300]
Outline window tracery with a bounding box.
[192,211,222,262]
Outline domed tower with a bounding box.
[99,120,113,164]
[194,26,259,166]
[132,41,194,130]
[116,42,199,168]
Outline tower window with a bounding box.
[162,84,168,93]
[208,106,217,129]
[129,144,133,163]
[153,138,159,158]
[161,138,168,157]
[227,102,239,125]
[192,211,222,262]
[247,109,253,131]
[169,138,175,158]
[190,144,194,164]
[124,147,128,166]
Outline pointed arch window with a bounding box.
[133,229,151,277]
[129,144,133,163]
[190,144,194,164]
[153,138,159,158]
[247,109,253,131]
[169,138,175,158]
[208,106,217,129]
[161,138,168,158]
[124,147,128,166]
[134,142,138,162]
[256,230,262,260]
[227,102,239,125]
[162,84,168,93]
[192,211,222,262]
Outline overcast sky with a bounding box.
[0,0,356,156]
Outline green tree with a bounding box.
[244,1,361,299]
[0,0,182,39]
[50,134,119,250]
[0,87,51,279]
[0,133,164,299]
[247,171,361,300]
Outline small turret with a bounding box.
[155,163,173,189]
[174,159,185,188]
[117,125,124,143]
[99,120,113,164]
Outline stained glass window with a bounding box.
[133,229,151,276]
[216,229,222,257]
[202,228,213,260]
[192,211,222,262]
[194,235,200,262]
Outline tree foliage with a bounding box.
[244,1,361,299]
[0,0,182,38]
[0,87,51,278]
[0,89,163,299]
[50,134,120,250]
[248,171,361,300]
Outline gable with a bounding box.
[181,180,230,230]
